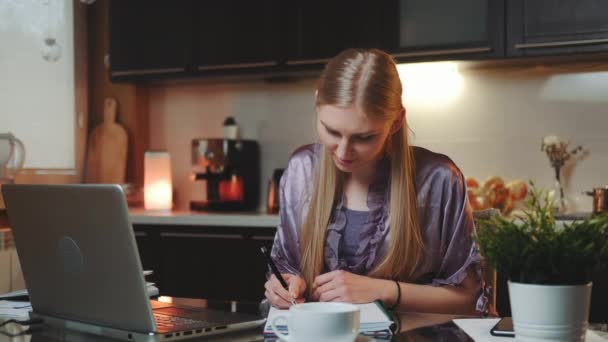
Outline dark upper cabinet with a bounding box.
[107,0,608,82]
[193,0,281,73]
[109,1,193,79]
[387,0,505,61]
[285,0,392,67]
[507,0,608,57]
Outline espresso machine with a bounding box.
[190,138,260,211]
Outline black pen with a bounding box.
[260,246,297,306]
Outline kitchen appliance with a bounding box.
[585,186,608,215]
[190,139,259,211]
[0,132,26,184]
[267,168,284,214]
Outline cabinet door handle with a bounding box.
[111,67,185,77]
[286,58,331,66]
[251,235,275,241]
[160,232,244,239]
[134,232,148,237]
[514,38,608,49]
[197,61,277,71]
[392,47,492,58]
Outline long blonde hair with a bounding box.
[300,49,423,291]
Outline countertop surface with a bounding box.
[128,208,279,227]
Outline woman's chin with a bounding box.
[335,164,352,172]
[333,158,355,172]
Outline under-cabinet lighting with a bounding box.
[397,61,463,106]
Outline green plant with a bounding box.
[475,182,608,285]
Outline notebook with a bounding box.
[2,184,266,341]
[263,301,395,338]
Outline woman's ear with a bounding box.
[389,108,406,134]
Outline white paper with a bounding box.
[0,300,32,319]
[453,318,607,342]
[264,302,393,334]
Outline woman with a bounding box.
[264,48,486,314]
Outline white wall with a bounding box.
[0,0,74,169]
[149,61,608,212]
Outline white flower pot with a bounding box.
[508,281,592,342]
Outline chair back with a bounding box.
[473,209,500,315]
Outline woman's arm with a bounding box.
[382,270,480,315]
[265,146,316,308]
[270,146,315,275]
[312,268,479,315]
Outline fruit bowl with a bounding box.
[467,176,528,216]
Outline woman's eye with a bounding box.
[356,135,375,142]
[328,130,340,137]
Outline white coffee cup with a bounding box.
[269,302,360,342]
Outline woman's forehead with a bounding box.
[317,104,386,132]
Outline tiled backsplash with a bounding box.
[149,61,608,212]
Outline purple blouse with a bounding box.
[270,144,487,312]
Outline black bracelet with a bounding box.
[388,280,401,311]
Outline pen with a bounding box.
[260,246,298,307]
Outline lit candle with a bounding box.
[144,151,173,211]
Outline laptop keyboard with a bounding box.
[153,313,209,329]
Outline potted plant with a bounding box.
[475,182,608,342]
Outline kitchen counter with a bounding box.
[128,208,279,227]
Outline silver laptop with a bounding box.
[2,184,266,341]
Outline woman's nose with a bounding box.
[335,138,351,158]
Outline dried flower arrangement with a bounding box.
[540,135,583,213]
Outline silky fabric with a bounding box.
[341,208,370,267]
[270,144,487,312]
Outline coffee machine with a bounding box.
[190,138,260,211]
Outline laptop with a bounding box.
[1,184,266,341]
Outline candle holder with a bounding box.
[144,151,173,211]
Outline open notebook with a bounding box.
[264,301,395,338]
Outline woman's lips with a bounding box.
[336,157,355,166]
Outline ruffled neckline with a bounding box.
[324,159,391,274]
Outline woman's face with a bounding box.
[317,104,393,173]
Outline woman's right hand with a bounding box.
[264,274,306,309]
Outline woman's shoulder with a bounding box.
[286,143,320,171]
[412,146,464,183]
[280,144,319,205]
[281,143,320,184]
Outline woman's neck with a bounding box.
[343,159,381,210]
[348,158,379,186]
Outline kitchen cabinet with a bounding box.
[506,0,608,57]
[107,0,608,82]
[133,225,275,302]
[133,229,162,286]
[285,0,392,67]
[193,0,281,74]
[109,1,192,80]
[387,0,504,62]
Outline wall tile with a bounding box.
[149,63,608,213]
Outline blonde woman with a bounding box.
[265,49,486,315]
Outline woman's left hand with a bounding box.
[311,270,391,303]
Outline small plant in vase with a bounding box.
[475,182,608,341]
[540,135,583,214]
